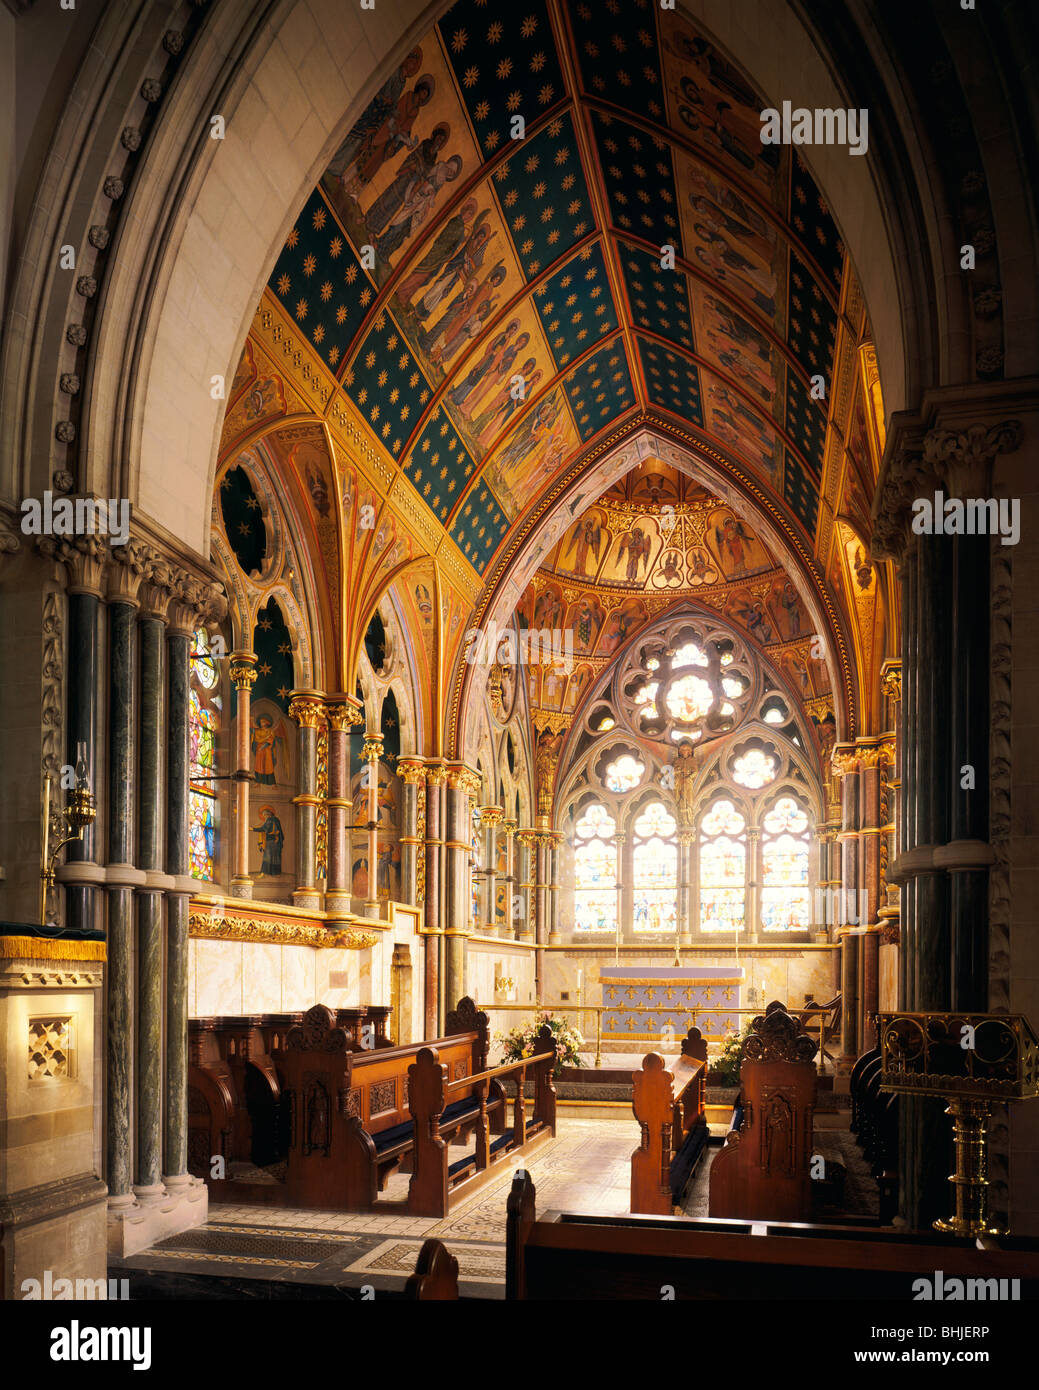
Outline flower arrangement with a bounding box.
[498,1012,584,1077]
[711,1024,750,1086]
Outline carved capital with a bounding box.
[424,764,447,788]
[289,694,326,730]
[138,552,179,620]
[479,805,504,828]
[396,758,427,785]
[326,699,363,732]
[229,651,258,690]
[37,534,108,596]
[881,659,902,704]
[831,745,859,780]
[167,575,226,637]
[923,419,1023,497]
[0,508,23,568]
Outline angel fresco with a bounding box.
[562,511,604,577]
[531,584,564,632]
[570,595,605,655]
[617,524,652,583]
[251,713,288,786]
[598,597,647,657]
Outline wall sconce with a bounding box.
[40,742,96,925]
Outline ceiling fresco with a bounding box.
[516,458,835,758]
[258,0,861,578]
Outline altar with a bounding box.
[600,965,744,1043]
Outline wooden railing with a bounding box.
[480,1001,838,1073]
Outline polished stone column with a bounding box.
[362,730,384,918]
[479,805,503,935]
[547,831,563,944]
[229,652,257,898]
[515,829,536,942]
[861,927,880,1050]
[104,558,142,1208]
[445,766,478,1007]
[163,612,192,1188]
[423,764,445,1033]
[135,596,167,1200]
[289,692,324,910]
[502,817,517,939]
[746,825,761,943]
[325,698,362,915]
[64,556,103,934]
[397,758,425,908]
[677,831,694,944]
[838,927,860,1068]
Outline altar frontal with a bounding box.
[600,966,744,1043]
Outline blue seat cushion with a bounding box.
[373,1119,413,1154]
[441,1096,479,1126]
[489,1133,513,1155]
[669,1118,709,1201]
[448,1152,476,1177]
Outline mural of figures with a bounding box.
[530,582,565,633]
[598,597,648,656]
[559,508,606,578]
[703,378,780,484]
[768,576,806,640]
[250,708,290,786]
[252,805,285,877]
[707,508,773,580]
[569,594,605,655]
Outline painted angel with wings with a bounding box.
[251,713,288,786]
[565,513,603,576]
[618,524,651,582]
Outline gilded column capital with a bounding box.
[361,730,384,763]
[831,745,859,779]
[424,762,447,788]
[856,740,895,770]
[288,692,326,729]
[502,817,517,835]
[447,764,481,797]
[229,651,258,690]
[397,758,427,785]
[881,659,902,704]
[479,805,504,828]
[326,699,363,731]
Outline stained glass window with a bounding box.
[574,803,617,932]
[732,747,778,789]
[632,801,677,933]
[761,795,812,931]
[666,672,714,723]
[699,798,746,932]
[188,630,220,881]
[604,752,644,792]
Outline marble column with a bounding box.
[229,652,257,898]
[135,593,167,1201]
[502,818,517,939]
[838,928,860,1068]
[746,825,762,943]
[324,697,362,916]
[104,557,142,1207]
[64,550,103,934]
[515,830,536,942]
[362,730,384,918]
[677,831,694,944]
[163,611,191,1188]
[423,764,445,1034]
[480,805,503,936]
[861,927,881,1050]
[445,766,478,1008]
[288,692,324,910]
[547,831,563,944]
[397,758,426,908]
[614,832,625,960]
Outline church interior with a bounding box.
[2,0,1039,1317]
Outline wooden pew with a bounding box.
[406,1023,557,1217]
[708,1000,818,1222]
[404,1239,459,1300]
[506,1171,1039,1300]
[186,1018,236,1179]
[631,1026,709,1215]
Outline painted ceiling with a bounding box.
[517,457,833,741]
[254,0,859,579]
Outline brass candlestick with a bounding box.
[40,745,97,925]
[876,1010,1039,1237]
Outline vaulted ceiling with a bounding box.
[252,0,862,575]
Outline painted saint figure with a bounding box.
[251,713,287,785]
[252,806,284,877]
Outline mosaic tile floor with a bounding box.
[116,1116,638,1300]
